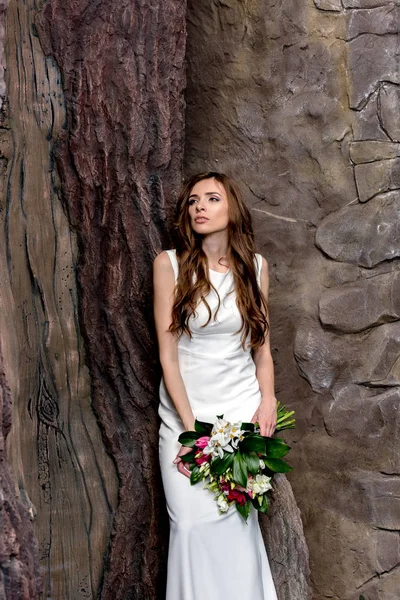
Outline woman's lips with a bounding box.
[195,217,209,223]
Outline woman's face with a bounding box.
[187,178,229,235]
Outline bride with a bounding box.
[153,171,278,599]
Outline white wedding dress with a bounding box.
[158,249,278,600]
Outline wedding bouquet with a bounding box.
[178,402,295,522]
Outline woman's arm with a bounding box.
[251,256,277,437]
[153,251,195,432]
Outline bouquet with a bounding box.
[178,402,295,522]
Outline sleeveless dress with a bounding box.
[158,249,278,600]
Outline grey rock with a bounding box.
[314,0,342,10]
[379,83,400,142]
[355,159,400,202]
[344,0,400,7]
[353,90,389,141]
[350,141,400,164]
[319,272,400,332]
[315,191,400,267]
[354,571,400,600]
[347,34,400,109]
[295,320,400,393]
[376,530,400,573]
[347,5,400,40]
[352,471,400,530]
[322,385,400,452]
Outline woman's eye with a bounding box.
[188,198,197,205]
[209,196,220,202]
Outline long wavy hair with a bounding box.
[169,172,269,350]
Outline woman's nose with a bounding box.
[195,200,206,212]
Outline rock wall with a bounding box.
[185,1,399,599]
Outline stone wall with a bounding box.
[185,1,399,598]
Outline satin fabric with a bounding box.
[158,249,278,600]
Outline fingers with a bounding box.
[177,461,191,478]
[261,421,277,437]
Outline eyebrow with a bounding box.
[188,192,222,199]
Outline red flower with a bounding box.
[220,480,231,493]
[195,453,211,465]
[227,488,248,506]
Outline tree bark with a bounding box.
[35,1,187,598]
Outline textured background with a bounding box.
[0,0,399,598]
[1,0,186,597]
[184,1,400,599]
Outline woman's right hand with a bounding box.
[173,445,193,478]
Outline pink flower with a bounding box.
[195,436,210,449]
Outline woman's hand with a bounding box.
[173,445,193,478]
[251,396,277,437]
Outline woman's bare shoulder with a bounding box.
[153,251,176,285]
[154,250,172,267]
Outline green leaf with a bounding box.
[190,465,203,485]
[236,500,252,523]
[178,431,200,447]
[210,451,234,475]
[264,438,291,458]
[264,458,293,473]
[181,450,197,465]
[194,419,212,435]
[232,450,248,488]
[257,494,270,514]
[243,451,260,476]
[240,422,255,432]
[239,435,266,454]
[359,596,365,600]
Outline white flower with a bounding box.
[211,417,230,437]
[217,494,229,513]
[204,418,243,458]
[259,459,265,469]
[247,474,272,495]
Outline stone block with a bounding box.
[319,272,400,332]
[347,34,400,109]
[355,571,400,600]
[379,83,400,142]
[315,190,400,267]
[344,0,399,7]
[347,5,400,40]
[350,141,400,163]
[295,320,400,393]
[314,0,342,10]
[355,158,400,202]
[352,471,400,530]
[353,90,389,141]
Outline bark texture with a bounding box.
[34,1,186,597]
[184,1,400,599]
[1,0,186,598]
[0,339,42,599]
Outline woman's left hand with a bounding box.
[251,396,277,437]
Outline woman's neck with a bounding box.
[201,233,230,267]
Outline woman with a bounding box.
[153,172,278,600]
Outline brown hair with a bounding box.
[169,172,269,350]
